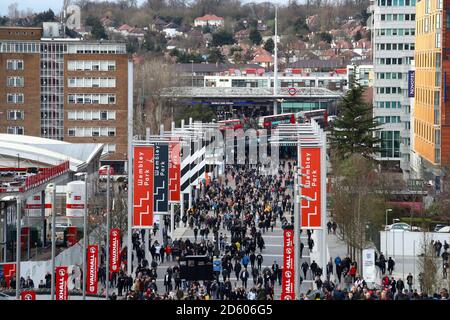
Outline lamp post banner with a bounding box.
[55,266,69,300]
[153,143,169,213]
[281,228,295,300]
[110,229,121,273]
[169,141,181,202]
[87,245,99,295]
[133,145,155,227]
[0,263,16,288]
[300,147,322,228]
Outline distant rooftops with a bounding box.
[195,14,224,21]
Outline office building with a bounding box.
[371,0,416,175]
[412,0,446,186]
[0,24,129,172]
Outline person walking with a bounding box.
[406,273,413,291]
[302,261,309,280]
[256,253,263,271]
[387,257,395,275]
[240,268,249,289]
[234,262,242,281]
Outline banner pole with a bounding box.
[51,186,56,300]
[82,175,88,300]
[170,203,175,238]
[321,131,327,274]
[294,148,301,299]
[127,60,133,276]
[15,196,21,300]
[106,166,110,300]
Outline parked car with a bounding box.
[385,222,421,232]
[434,224,448,232]
[437,226,450,233]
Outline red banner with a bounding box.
[281,228,295,300]
[110,229,121,273]
[133,146,154,227]
[55,266,69,300]
[168,141,181,202]
[21,291,36,300]
[87,245,99,295]
[0,263,16,288]
[67,226,78,247]
[300,147,322,228]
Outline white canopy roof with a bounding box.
[0,134,103,172]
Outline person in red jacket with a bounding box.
[165,244,172,262]
[349,263,357,282]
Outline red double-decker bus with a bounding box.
[218,119,243,131]
[297,109,328,128]
[258,113,296,129]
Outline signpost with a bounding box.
[362,248,376,284]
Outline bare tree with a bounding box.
[134,58,180,136]
[418,233,440,295]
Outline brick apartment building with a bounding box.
[0,24,130,172]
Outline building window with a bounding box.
[67,60,117,71]
[103,144,116,154]
[7,76,24,87]
[7,93,24,104]
[380,131,401,158]
[6,59,24,70]
[436,33,441,48]
[7,110,24,120]
[7,126,24,135]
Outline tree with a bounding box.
[353,30,362,42]
[143,30,167,52]
[329,82,381,159]
[264,38,275,53]
[33,9,56,26]
[418,233,440,295]
[85,16,108,40]
[293,17,309,36]
[319,32,332,43]
[134,58,181,136]
[249,28,262,45]
[207,47,225,63]
[202,25,211,34]
[330,153,385,267]
[175,104,216,125]
[211,29,235,47]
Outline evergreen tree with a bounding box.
[249,28,262,45]
[329,82,380,159]
[211,29,235,47]
[207,48,225,63]
[86,16,108,40]
[264,38,275,53]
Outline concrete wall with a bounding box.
[380,231,450,257]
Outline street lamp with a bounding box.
[385,209,392,257]
[45,184,56,300]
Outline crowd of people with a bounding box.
[116,163,296,300]
[1,161,449,301]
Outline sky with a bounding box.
[0,0,289,16]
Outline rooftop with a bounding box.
[0,134,103,172]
